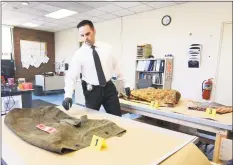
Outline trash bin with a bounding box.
[34,85,43,96]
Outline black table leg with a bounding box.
[21,92,32,108]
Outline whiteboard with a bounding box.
[214,23,232,106]
[20,40,49,69]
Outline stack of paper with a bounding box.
[20,40,50,69]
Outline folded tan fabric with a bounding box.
[4,106,126,154]
[187,100,232,114]
[122,88,181,107]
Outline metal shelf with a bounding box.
[136,71,164,73]
[136,58,165,61]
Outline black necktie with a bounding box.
[91,45,107,87]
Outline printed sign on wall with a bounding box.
[188,44,202,68]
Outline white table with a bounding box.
[120,99,233,163]
[1,105,213,165]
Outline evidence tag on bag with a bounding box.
[36,124,57,134]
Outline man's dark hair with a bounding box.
[77,20,94,29]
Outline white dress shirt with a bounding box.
[64,41,129,98]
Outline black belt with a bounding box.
[82,80,112,88]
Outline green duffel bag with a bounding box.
[4,106,126,154]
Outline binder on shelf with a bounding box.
[148,61,153,71]
[155,60,161,72]
[144,61,150,71]
[153,60,157,71]
[159,60,165,72]
[135,57,173,89]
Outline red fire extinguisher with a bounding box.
[202,79,213,100]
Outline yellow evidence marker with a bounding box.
[205,108,216,117]
[90,135,107,151]
[150,101,160,109]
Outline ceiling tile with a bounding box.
[77,2,111,8]
[69,13,93,20]
[2,2,39,10]
[97,14,118,20]
[113,2,143,8]
[2,20,23,26]
[56,24,77,31]
[112,9,135,17]
[145,2,177,9]
[61,14,102,24]
[34,26,54,32]
[33,3,61,13]
[66,22,80,28]
[28,20,46,26]
[90,17,104,23]
[1,1,182,28]
[49,26,75,32]
[2,3,23,10]
[53,28,67,32]
[82,9,106,17]
[17,7,49,16]
[43,2,92,13]
[33,16,57,23]
[128,4,153,13]
[50,27,67,32]
[40,22,59,28]
[52,17,78,25]
[2,10,38,22]
[96,4,123,13]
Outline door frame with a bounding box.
[213,22,232,102]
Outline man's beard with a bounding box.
[85,40,93,46]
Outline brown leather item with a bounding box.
[215,106,232,114]
[187,100,232,114]
[4,106,126,154]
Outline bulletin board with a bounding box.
[20,40,49,69]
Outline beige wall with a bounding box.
[55,28,78,65]
[95,2,232,101]
[55,2,232,101]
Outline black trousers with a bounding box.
[81,80,122,116]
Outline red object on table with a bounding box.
[22,82,33,89]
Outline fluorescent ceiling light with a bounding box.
[22,23,39,27]
[21,2,29,5]
[45,9,77,19]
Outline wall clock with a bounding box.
[162,15,172,26]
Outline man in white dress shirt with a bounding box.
[62,20,130,116]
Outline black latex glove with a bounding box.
[125,87,131,98]
[62,97,73,110]
[227,160,232,165]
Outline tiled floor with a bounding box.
[32,93,66,106]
